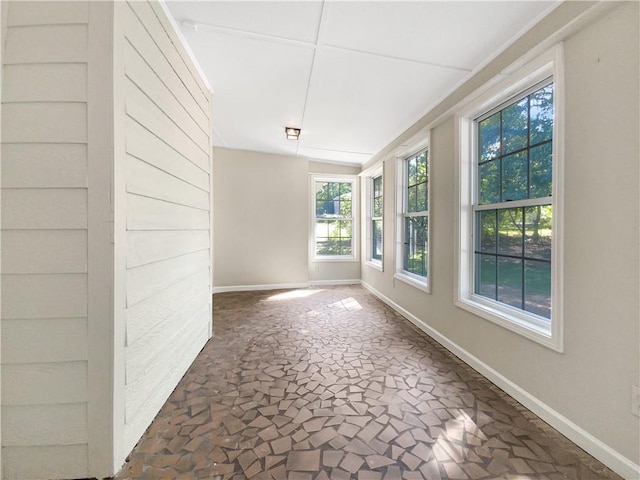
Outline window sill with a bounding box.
[313,256,359,263]
[455,295,562,352]
[394,272,430,293]
[365,260,383,272]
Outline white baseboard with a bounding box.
[361,281,640,480]
[212,282,309,294]
[309,279,361,286]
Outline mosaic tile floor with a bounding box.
[116,286,622,480]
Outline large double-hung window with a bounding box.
[456,46,563,351]
[313,176,357,260]
[371,175,383,262]
[475,80,554,318]
[396,146,430,291]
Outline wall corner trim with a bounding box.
[360,281,640,480]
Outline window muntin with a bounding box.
[402,149,428,278]
[314,179,355,258]
[371,175,383,262]
[474,80,553,319]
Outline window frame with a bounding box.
[395,136,431,293]
[365,166,384,270]
[455,44,564,352]
[311,174,359,262]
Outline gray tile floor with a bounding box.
[116,286,622,480]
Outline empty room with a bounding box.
[0,1,638,480]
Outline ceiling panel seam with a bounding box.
[321,44,471,73]
[296,0,330,157]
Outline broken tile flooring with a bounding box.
[116,286,622,480]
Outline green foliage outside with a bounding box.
[315,181,353,256]
[404,150,429,277]
[475,83,554,318]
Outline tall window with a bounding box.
[456,45,563,351]
[313,177,356,259]
[400,149,429,280]
[371,175,383,262]
[475,81,553,318]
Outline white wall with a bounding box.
[113,0,213,461]
[213,147,309,289]
[361,2,639,477]
[1,2,92,478]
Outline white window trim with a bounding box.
[364,165,383,271]
[311,174,359,262]
[394,135,432,293]
[454,44,564,352]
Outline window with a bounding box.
[456,46,563,351]
[396,145,430,291]
[371,174,383,263]
[476,81,553,317]
[312,176,357,260]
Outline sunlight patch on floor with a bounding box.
[328,297,362,311]
[265,289,323,302]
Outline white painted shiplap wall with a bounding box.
[116,0,212,459]
[1,1,212,477]
[1,2,91,479]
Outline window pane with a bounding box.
[340,239,353,256]
[373,197,382,218]
[316,219,352,256]
[478,112,500,162]
[316,181,352,217]
[407,185,418,213]
[416,182,427,212]
[502,97,528,155]
[524,205,552,261]
[475,254,496,300]
[497,208,523,257]
[525,260,551,318]
[408,158,417,186]
[372,220,382,260]
[315,220,330,238]
[416,152,427,184]
[502,151,528,201]
[316,181,328,201]
[339,200,352,217]
[530,142,552,198]
[497,257,523,309]
[477,210,497,253]
[373,176,382,197]
[530,84,553,145]
[404,216,428,277]
[479,160,500,204]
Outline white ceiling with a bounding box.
[166,1,559,165]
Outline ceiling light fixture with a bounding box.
[285,127,301,140]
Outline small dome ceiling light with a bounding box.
[285,127,301,140]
